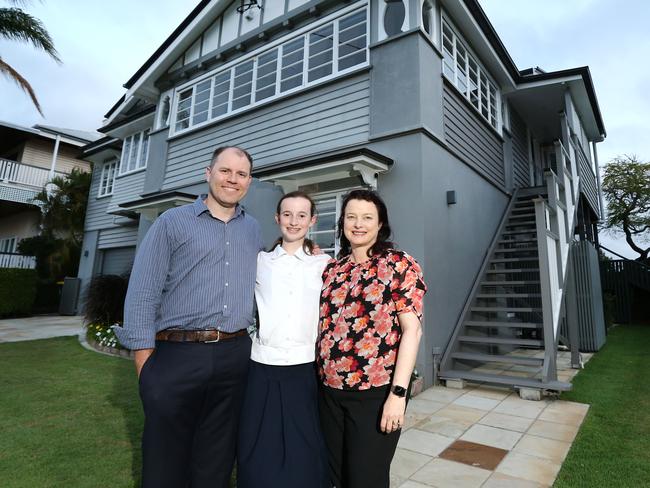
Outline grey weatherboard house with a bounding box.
[78,0,607,395]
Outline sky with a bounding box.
[1,0,648,257]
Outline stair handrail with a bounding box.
[439,188,521,374]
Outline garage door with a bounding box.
[101,247,135,276]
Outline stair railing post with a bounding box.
[534,197,558,383]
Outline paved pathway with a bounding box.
[0,315,84,342]
[391,352,591,487]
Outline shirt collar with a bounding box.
[271,244,309,261]
[193,195,244,219]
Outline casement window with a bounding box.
[119,129,150,174]
[442,18,500,130]
[173,7,368,134]
[98,159,118,197]
[309,193,342,257]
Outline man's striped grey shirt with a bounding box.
[115,197,264,350]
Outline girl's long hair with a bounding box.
[270,191,317,254]
[337,189,394,259]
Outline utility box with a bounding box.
[59,277,81,315]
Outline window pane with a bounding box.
[193,79,211,125]
[338,10,367,71]
[311,231,336,252]
[308,25,333,82]
[120,137,131,173]
[281,37,304,92]
[456,43,468,94]
[128,133,140,172]
[175,89,192,131]
[468,57,479,110]
[312,212,336,233]
[139,130,150,168]
[384,0,406,36]
[211,71,231,118]
[232,60,254,110]
[255,48,278,101]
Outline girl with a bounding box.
[238,191,331,488]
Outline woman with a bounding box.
[238,191,331,488]
[317,189,427,488]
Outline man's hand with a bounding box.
[380,393,406,434]
[135,348,155,378]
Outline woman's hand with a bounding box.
[380,393,406,433]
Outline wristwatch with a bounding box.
[391,385,407,398]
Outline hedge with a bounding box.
[0,268,37,316]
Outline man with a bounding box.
[115,146,264,488]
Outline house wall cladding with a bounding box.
[442,83,505,190]
[20,139,87,173]
[163,74,370,190]
[108,171,148,214]
[510,108,530,188]
[97,225,138,249]
[83,169,114,231]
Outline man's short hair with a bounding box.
[210,146,253,173]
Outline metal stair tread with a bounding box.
[458,335,544,347]
[502,230,538,235]
[451,352,543,366]
[476,293,541,298]
[439,370,572,391]
[491,257,539,263]
[494,248,538,254]
[481,280,540,285]
[497,239,538,244]
[471,306,542,312]
[464,320,542,328]
[486,268,540,274]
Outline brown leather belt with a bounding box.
[155,329,248,343]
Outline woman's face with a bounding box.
[275,197,316,244]
[343,199,382,251]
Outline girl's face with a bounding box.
[343,199,382,251]
[276,197,316,244]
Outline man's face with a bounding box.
[205,148,252,209]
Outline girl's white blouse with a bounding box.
[251,245,331,365]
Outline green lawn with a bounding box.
[0,337,143,488]
[554,325,650,487]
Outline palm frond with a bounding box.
[0,56,42,114]
[0,7,61,62]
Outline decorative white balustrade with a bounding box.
[534,136,581,383]
[0,158,55,189]
[0,253,36,269]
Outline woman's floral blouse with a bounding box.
[317,249,427,390]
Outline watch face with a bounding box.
[392,385,407,397]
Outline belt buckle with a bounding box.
[203,330,221,343]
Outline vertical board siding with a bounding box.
[576,145,600,217]
[163,74,370,190]
[97,226,138,249]
[510,109,530,188]
[101,246,136,275]
[561,241,606,351]
[442,84,505,189]
[600,259,650,324]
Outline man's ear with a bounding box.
[205,166,211,182]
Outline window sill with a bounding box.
[117,167,147,179]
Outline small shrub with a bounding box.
[86,323,121,350]
[83,274,129,326]
[0,269,37,317]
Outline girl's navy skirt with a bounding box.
[237,360,329,488]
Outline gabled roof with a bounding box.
[0,120,101,147]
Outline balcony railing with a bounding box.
[0,252,36,269]
[0,158,64,189]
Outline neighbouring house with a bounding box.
[77,0,607,395]
[0,121,99,269]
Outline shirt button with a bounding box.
[225,261,229,266]
[225,283,229,287]
[226,241,230,245]
[224,305,228,309]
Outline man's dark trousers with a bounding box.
[138,334,251,488]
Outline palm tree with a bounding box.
[0,0,60,115]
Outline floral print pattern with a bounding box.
[317,250,427,390]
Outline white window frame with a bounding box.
[308,188,362,257]
[119,129,151,175]
[441,15,501,132]
[170,2,370,137]
[98,158,118,198]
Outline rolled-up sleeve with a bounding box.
[114,216,173,350]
